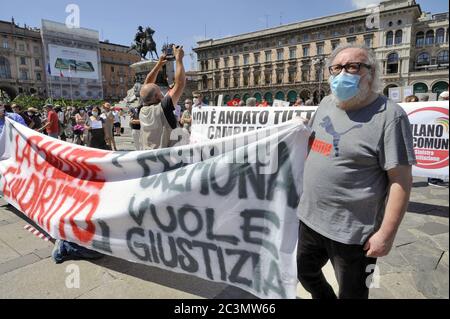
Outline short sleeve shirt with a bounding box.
[298,95,416,245]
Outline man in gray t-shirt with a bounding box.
[297,45,416,299]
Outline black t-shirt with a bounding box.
[161,95,177,129]
[130,106,141,130]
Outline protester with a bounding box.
[438,90,449,101]
[427,91,447,187]
[419,95,429,102]
[297,44,416,299]
[404,95,419,102]
[246,97,257,107]
[180,98,193,132]
[113,108,121,136]
[54,106,66,141]
[27,107,41,131]
[260,98,269,107]
[129,106,142,151]
[39,104,60,139]
[11,104,34,128]
[0,104,26,135]
[139,45,186,150]
[293,98,304,106]
[304,99,314,106]
[102,103,117,151]
[238,100,246,107]
[192,91,208,108]
[85,106,109,150]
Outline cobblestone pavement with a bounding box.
[0,130,448,299]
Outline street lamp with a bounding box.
[313,57,324,104]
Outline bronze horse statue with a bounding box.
[130,26,159,60]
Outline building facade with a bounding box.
[0,18,140,102]
[100,41,140,102]
[193,0,449,105]
[0,19,47,99]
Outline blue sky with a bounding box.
[1,0,448,70]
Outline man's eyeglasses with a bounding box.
[328,62,371,76]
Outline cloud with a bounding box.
[351,0,381,9]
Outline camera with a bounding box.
[163,43,179,61]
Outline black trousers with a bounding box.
[297,221,377,299]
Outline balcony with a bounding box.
[413,63,449,72]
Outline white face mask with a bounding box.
[92,111,99,116]
[193,98,199,105]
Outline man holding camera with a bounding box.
[139,45,186,150]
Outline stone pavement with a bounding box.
[0,130,448,299]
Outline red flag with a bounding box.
[59,69,64,78]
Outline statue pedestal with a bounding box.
[130,59,175,86]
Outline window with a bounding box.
[387,52,399,73]
[347,37,356,44]
[416,52,430,66]
[276,71,283,84]
[436,28,445,44]
[224,57,229,67]
[303,34,309,42]
[425,30,434,45]
[437,50,449,64]
[277,50,284,61]
[234,56,239,66]
[254,53,260,64]
[243,55,249,65]
[2,40,8,49]
[215,59,219,69]
[395,30,403,45]
[243,74,249,86]
[289,48,296,59]
[120,77,124,84]
[111,66,115,72]
[265,71,272,84]
[303,46,309,57]
[20,70,28,80]
[0,57,11,79]
[19,43,25,51]
[386,31,394,46]
[265,51,272,62]
[233,75,239,87]
[36,72,41,81]
[317,43,324,55]
[224,77,229,88]
[288,69,296,82]
[301,69,309,82]
[349,27,355,34]
[20,57,26,65]
[35,59,40,67]
[254,73,260,85]
[416,31,424,46]
[331,41,340,50]
[33,46,39,54]
[364,36,372,48]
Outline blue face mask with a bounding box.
[330,72,361,102]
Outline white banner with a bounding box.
[0,118,311,299]
[192,102,449,179]
[191,107,317,144]
[399,101,449,179]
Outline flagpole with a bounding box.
[69,65,74,106]
[47,63,53,104]
[59,68,63,102]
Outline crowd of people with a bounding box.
[0,101,127,151]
